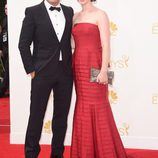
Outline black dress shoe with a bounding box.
[0,91,5,98]
[51,155,63,158]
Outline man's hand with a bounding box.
[30,71,35,79]
[0,50,3,58]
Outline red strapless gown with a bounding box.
[71,23,128,158]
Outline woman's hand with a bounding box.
[96,70,108,85]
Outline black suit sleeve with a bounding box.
[69,6,74,17]
[18,8,35,74]
[0,32,2,50]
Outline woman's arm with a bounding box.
[97,10,110,84]
[71,12,79,53]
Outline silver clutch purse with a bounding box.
[90,68,114,85]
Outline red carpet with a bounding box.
[0,97,158,158]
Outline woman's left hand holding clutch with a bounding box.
[96,70,108,85]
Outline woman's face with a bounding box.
[77,0,91,5]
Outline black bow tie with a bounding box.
[49,6,61,12]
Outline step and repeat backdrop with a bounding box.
[8,0,158,149]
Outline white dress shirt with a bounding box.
[44,0,66,60]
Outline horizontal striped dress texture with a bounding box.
[71,23,127,158]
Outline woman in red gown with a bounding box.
[71,0,128,158]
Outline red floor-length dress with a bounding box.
[71,23,128,158]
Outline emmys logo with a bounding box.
[118,123,130,136]
[152,94,158,104]
[43,120,52,134]
[109,90,118,104]
[152,23,158,34]
[110,21,118,36]
[110,55,129,69]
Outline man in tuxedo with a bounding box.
[0,4,9,97]
[18,0,73,158]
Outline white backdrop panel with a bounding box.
[8,0,158,149]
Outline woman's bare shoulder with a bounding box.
[96,8,108,18]
[94,8,109,24]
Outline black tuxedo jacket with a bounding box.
[1,16,8,57]
[18,1,73,75]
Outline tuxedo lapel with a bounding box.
[60,4,70,43]
[40,1,59,42]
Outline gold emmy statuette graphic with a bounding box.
[118,123,130,136]
[109,90,118,104]
[44,120,52,134]
[110,21,118,36]
[152,23,158,34]
[152,94,158,104]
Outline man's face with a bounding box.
[47,0,60,6]
[5,4,7,15]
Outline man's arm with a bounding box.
[0,33,3,57]
[18,8,35,74]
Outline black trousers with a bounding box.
[0,57,9,94]
[25,61,73,158]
